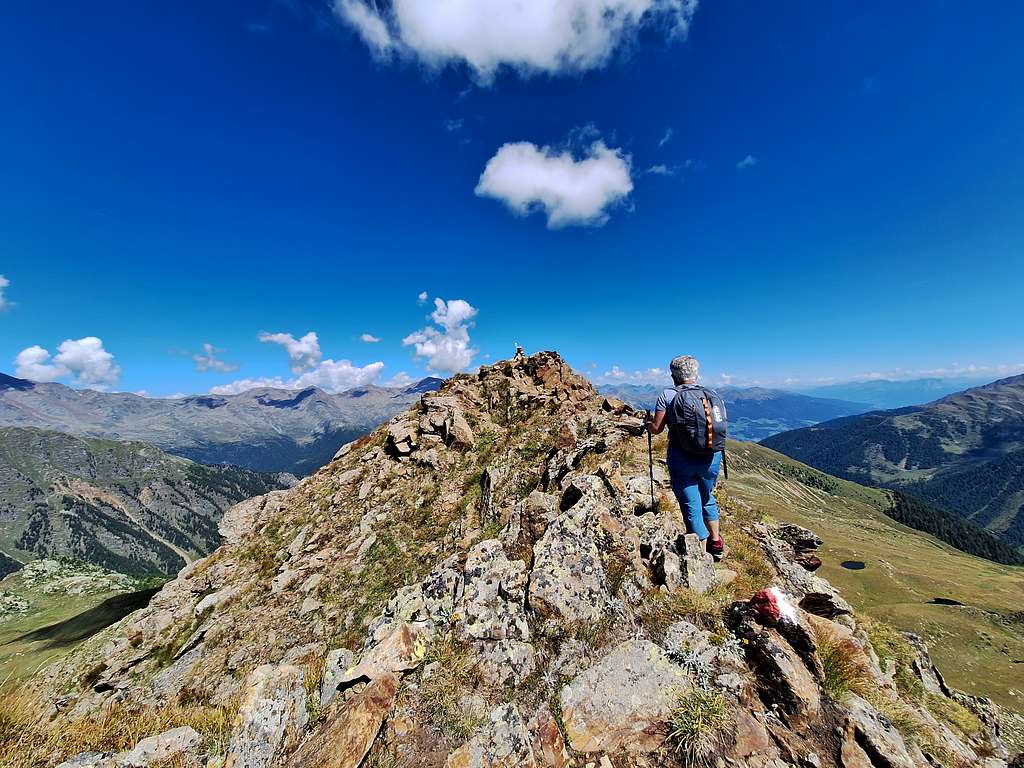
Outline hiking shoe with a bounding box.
[708,537,725,562]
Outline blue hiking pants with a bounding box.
[667,449,722,541]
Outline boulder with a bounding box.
[739,627,821,728]
[528,510,609,628]
[119,726,200,767]
[843,695,916,768]
[559,639,689,754]
[458,540,530,643]
[528,706,570,768]
[444,703,535,768]
[340,621,429,686]
[288,673,400,768]
[419,396,475,447]
[680,533,717,594]
[386,421,418,457]
[225,665,308,768]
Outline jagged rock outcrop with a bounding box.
[18,351,1013,768]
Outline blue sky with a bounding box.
[2,0,1023,396]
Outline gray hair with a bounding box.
[670,355,699,385]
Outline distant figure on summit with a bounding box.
[645,355,729,561]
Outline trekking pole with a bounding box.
[644,410,657,511]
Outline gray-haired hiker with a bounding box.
[644,355,729,561]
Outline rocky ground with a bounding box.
[2,351,1017,768]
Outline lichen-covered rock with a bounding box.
[559,639,690,754]
[681,532,717,593]
[320,648,354,709]
[528,509,609,628]
[225,664,308,768]
[444,703,535,768]
[119,726,200,767]
[458,540,530,643]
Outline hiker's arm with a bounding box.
[647,409,668,434]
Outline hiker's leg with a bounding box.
[698,452,722,540]
[670,468,710,541]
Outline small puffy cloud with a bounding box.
[193,343,239,373]
[475,139,633,228]
[15,337,121,388]
[736,154,758,170]
[360,333,381,343]
[382,371,416,388]
[657,127,673,148]
[594,365,669,386]
[0,275,10,310]
[417,291,429,304]
[443,118,464,132]
[335,0,698,81]
[644,164,676,176]
[258,331,321,374]
[403,297,478,374]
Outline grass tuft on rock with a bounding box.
[925,692,983,738]
[667,687,731,767]
[814,628,873,701]
[415,634,484,743]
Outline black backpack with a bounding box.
[666,384,728,455]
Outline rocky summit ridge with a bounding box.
[10,351,1015,768]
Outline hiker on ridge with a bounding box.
[644,355,728,561]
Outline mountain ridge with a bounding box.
[8,351,1017,768]
[0,374,444,475]
[762,373,1024,552]
[0,426,288,576]
[599,382,870,440]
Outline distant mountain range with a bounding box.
[799,376,997,410]
[598,383,869,441]
[0,427,288,577]
[763,374,1024,553]
[0,374,444,475]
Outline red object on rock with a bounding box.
[750,588,782,624]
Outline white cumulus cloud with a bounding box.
[15,337,121,388]
[258,331,322,374]
[0,275,11,310]
[403,297,478,374]
[335,0,698,80]
[193,343,239,373]
[737,154,758,170]
[657,127,673,148]
[475,139,633,228]
[417,291,429,304]
[360,333,381,343]
[211,331,384,395]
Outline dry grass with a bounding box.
[0,683,237,768]
[640,583,734,641]
[667,687,731,767]
[415,634,483,743]
[813,628,873,701]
